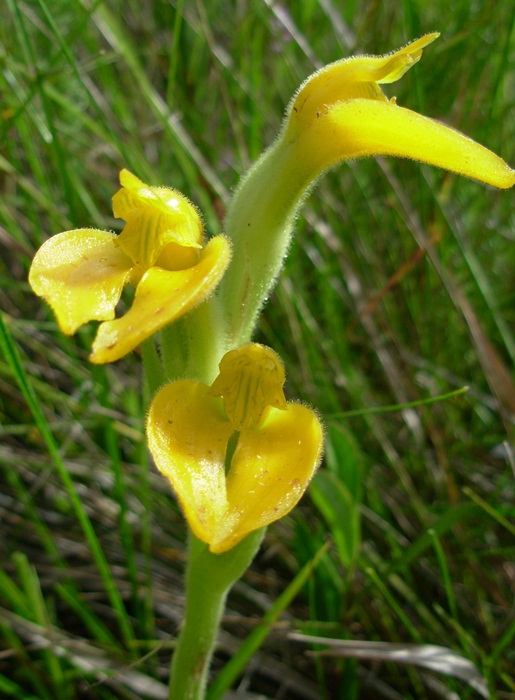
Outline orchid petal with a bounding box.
[376,33,440,83]
[288,34,439,134]
[208,344,287,430]
[212,404,324,553]
[28,229,133,335]
[89,235,231,363]
[297,99,515,189]
[146,381,232,544]
[117,201,202,270]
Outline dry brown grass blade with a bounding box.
[0,607,169,699]
[289,634,489,698]
[377,159,515,422]
[455,289,515,418]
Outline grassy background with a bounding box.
[1,1,514,698]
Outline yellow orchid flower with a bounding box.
[220,33,514,345]
[147,343,324,554]
[285,33,515,187]
[28,169,231,363]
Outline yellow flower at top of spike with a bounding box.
[28,170,231,363]
[147,343,324,553]
[219,34,514,347]
[285,33,515,188]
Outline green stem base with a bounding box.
[168,529,264,700]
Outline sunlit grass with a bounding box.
[1,1,514,698]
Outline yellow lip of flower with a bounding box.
[146,344,324,554]
[28,170,231,363]
[285,33,515,189]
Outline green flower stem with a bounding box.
[168,529,264,700]
[142,337,165,395]
[160,319,190,381]
[159,299,226,386]
[182,298,227,383]
[218,135,317,347]
[156,137,316,699]
[152,120,319,700]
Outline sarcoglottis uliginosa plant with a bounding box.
[27,33,514,700]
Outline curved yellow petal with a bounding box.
[114,169,202,228]
[376,33,439,84]
[146,381,233,544]
[287,34,439,135]
[210,404,324,553]
[296,99,515,189]
[89,235,231,363]
[28,229,133,335]
[154,241,200,272]
[117,204,202,271]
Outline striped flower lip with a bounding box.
[28,169,231,363]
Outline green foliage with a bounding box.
[0,1,513,698]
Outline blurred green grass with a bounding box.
[1,1,514,698]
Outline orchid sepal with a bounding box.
[28,228,133,335]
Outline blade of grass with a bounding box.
[0,673,42,700]
[84,0,228,207]
[383,502,481,575]
[462,487,515,537]
[7,0,78,220]
[327,386,469,419]
[0,311,135,646]
[13,552,67,697]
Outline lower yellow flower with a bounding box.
[28,170,231,363]
[147,344,324,553]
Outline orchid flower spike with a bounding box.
[29,170,231,363]
[147,343,324,553]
